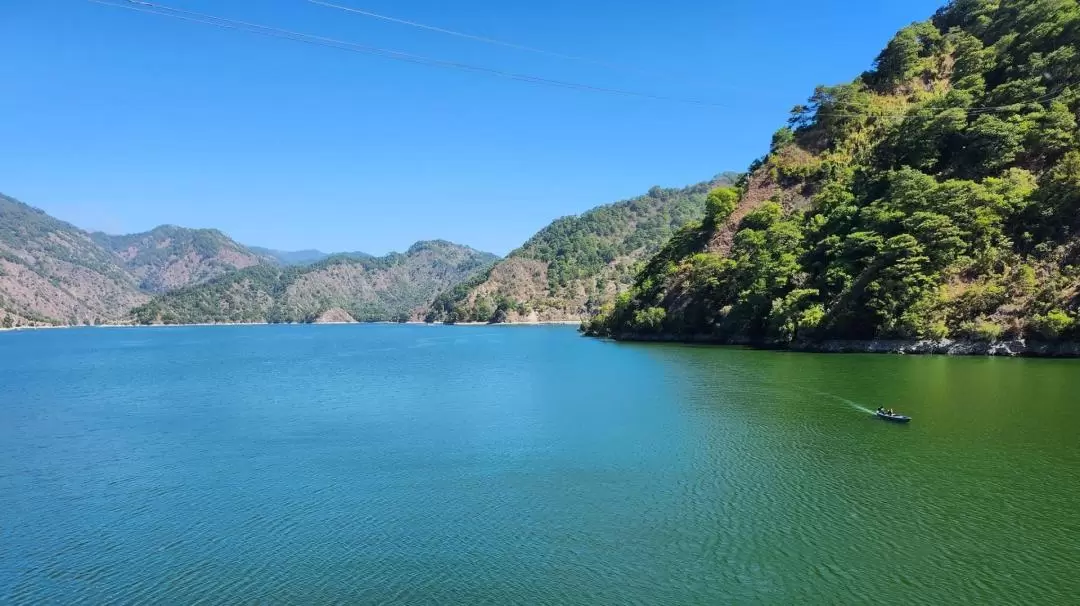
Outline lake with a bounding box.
[1,325,1078,603]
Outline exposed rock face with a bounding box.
[313,307,357,324]
[605,332,1080,358]
[793,339,1080,357]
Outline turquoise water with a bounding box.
[1,325,1078,603]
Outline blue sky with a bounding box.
[2,0,945,255]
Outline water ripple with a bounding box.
[1,326,1078,603]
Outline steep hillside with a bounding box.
[425,173,740,323]
[0,194,147,327]
[131,240,498,324]
[587,0,1080,348]
[93,225,263,292]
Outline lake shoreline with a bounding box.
[0,320,583,332]
[598,332,1080,358]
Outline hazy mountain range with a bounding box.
[247,247,373,267]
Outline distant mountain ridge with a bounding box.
[132,240,498,324]
[0,194,495,328]
[248,246,373,267]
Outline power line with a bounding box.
[84,0,1075,119]
[85,0,736,109]
[307,0,638,74]
[307,0,1077,118]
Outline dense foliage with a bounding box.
[587,0,1080,344]
[131,240,497,324]
[520,175,740,290]
[425,173,741,323]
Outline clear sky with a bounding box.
[2,0,945,255]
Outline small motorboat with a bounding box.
[875,409,911,423]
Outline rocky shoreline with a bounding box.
[599,332,1080,358]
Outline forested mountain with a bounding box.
[93,226,263,292]
[131,241,497,324]
[425,173,740,323]
[248,247,373,266]
[586,0,1080,347]
[0,194,147,327]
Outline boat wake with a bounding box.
[807,389,876,415]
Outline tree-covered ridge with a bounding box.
[516,173,741,289]
[587,0,1080,345]
[425,173,740,324]
[131,240,497,325]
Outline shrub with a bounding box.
[741,202,784,231]
[1029,310,1075,340]
[632,307,667,334]
[705,187,739,226]
[925,320,950,341]
[961,319,1005,342]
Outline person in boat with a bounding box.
[876,407,885,414]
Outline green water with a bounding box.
[1,325,1078,603]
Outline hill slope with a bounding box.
[425,173,740,323]
[587,0,1080,347]
[131,240,498,324]
[0,194,147,326]
[93,226,263,292]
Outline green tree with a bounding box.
[1033,151,1080,240]
[768,289,821,342]
[1030,310,1075,339]
[963,115,1026,177]
[632,307,667,333]
[867,22,943,90]
[705,187,740,227]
